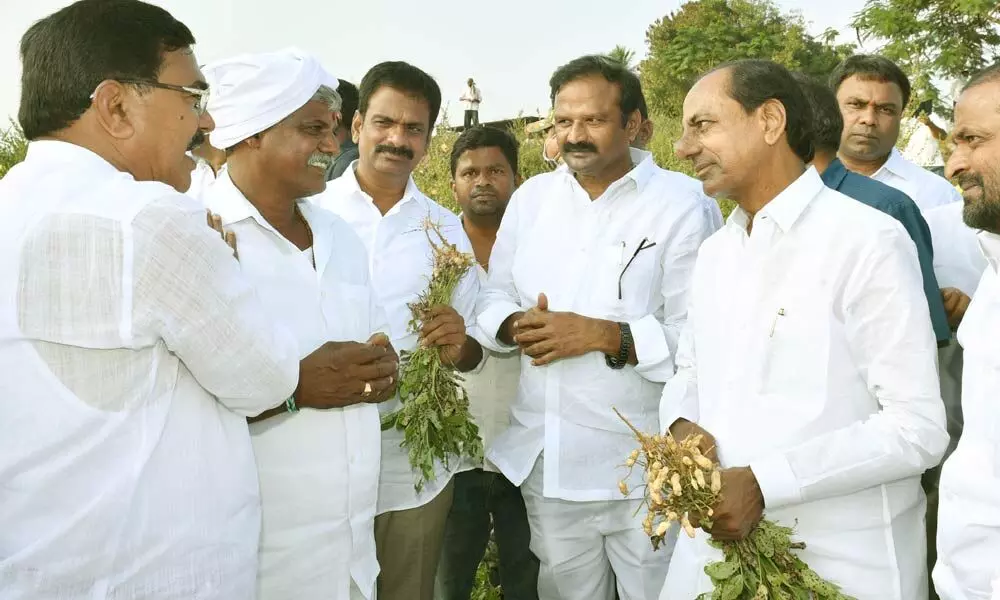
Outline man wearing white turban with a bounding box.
[201,48,400,600]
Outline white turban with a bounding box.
[204,47,338,150]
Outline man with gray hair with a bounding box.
[201,48,400,600]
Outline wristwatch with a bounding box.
[605,322,632,370]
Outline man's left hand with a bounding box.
[420,305,468,367]
[707,467,765,541]
[513,293,617,366]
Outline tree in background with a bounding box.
[607,45,638,72]
[640,0,854,116]
[852,0,1000,114]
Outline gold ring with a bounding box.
[363,382,373,396]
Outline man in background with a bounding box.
[435,126,539,600]
[328,79,360,180]
[831,55,961,212]
[461,77,482,128]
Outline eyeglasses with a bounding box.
[618,237,657,300]
[91,79,210,116]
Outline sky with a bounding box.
[0,0,873,126]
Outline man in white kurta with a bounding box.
[933,65,1000,600]
[201,49,398,600]
[0,4,302,597]
[662,60,948,600]
[477,56,721,600]
[311,61,484,600]
[831,55,961,212]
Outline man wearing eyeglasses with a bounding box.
[0,2,361,598]
[476,55,721,600]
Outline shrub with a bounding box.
[0,120,28,179]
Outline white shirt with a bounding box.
[658,168,948,599]
[0,141,300,599]
[925,200,988,297]
[477,149,722,501]
[203,172,387,600]
[460,265,521,474]
[461,84,481,110]
[900,117,945,168]
[934,232,1000,600]
[873,147,961,212]
[185,154,219,202]
[311,163,480,513]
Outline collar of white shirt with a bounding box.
[208,169,329,236]
[26,139,123,175]
[555,147,656,194]
[338,160,423,215]
[978,230,1000,273]
[875,147,921,182]
[727,166,823,233]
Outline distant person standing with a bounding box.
[461,78,481,128]
[328,79,360,180]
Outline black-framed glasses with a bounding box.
[93,79,210,116]
[618,237,657,300]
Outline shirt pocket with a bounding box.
[756,301,831,423]
[589,241,657,319]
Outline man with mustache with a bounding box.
[435,126,540,600]
[933,63,1000,600]
[831,55,962,212]
[311,61,485,600]
[660,58,947,599]
[477,55,721,600]
[200,48,399,600]
[0,3,372,597]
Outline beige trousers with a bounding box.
[374,479,455,600]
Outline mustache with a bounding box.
[307,152,335,170]
[375,144,414,159]
[562,141,598,154]
[471,185,498,198]
[957,172,983,191]
[187,130,206,151]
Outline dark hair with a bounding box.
[792,72,842,154]
[963,62,1000,93]
[358,61,441,135]
[829,54,911,107]
[637,90,649,121]
[549,55,643,126]
[18,0,195,140]
[718,59,815,163]
[449,126,519,177]
[336,79,359,125]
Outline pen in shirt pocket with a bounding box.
[619,241,626,267]
[768,308,786,337]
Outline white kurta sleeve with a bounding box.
[477,190,524,353]
[658,310,700,434]
[632,197,719,382]
[750,226,949,509]
[132,197,300,416]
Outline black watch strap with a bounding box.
[605,322,632,370]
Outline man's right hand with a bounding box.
[294,340,398,410]
[669,418,718,464]
[941,287,972,331]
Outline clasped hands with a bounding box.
[504,293,617,366]
[669,418,766,541]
